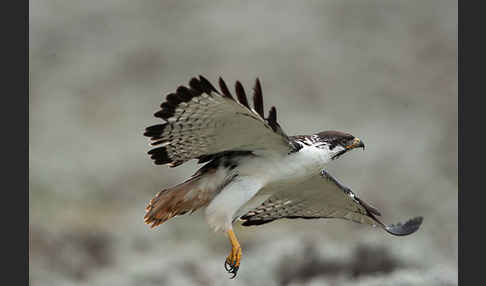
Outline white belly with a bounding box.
[204,146,327,232]
[205,175,264,232]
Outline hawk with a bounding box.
[143,76,423,278]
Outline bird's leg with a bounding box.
[224,229,242,278]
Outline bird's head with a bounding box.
[311,130,365,161]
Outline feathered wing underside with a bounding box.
[240,170,423,236]
[144,76,292,167]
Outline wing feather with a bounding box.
[234,81,250,109]
[145,76,294,167]
[252,78,264,118]
[218,77,234,99]
[240,170,423,236]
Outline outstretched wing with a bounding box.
[240,169,423,236]
[144,76,295,167]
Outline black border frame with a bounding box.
[459,0,484,285]
[6,0,29,284]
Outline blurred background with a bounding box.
[29,1,457,285]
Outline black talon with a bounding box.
[224,260,232,272]
[224,259,239,278]
[229,267,239,279]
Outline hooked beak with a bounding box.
[346,137,365,150]
[331,137,365,160]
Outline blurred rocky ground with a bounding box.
[30,1,457,285]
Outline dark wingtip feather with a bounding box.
[268,106,277,121]
[384,216,423,236]
[252,78,264,118]
[154,86,194,120]
[147,146,173,165]
[189,77,203,95]
[218,77,234,100]
[235,81,250,109]
[198,75,218,94]
[165,93,182,105]
[144,124,167,138]
[154,109,173,119]
[267,106,278,131]
[175,86,193,102]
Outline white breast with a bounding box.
[238,145,330,188]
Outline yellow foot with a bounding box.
[224,229,242,278]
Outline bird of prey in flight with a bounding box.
[143,76,423,278]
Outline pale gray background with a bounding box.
[30,1,457,285]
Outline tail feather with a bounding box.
[144,177,209,228]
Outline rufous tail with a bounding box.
[144,177,206,228]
